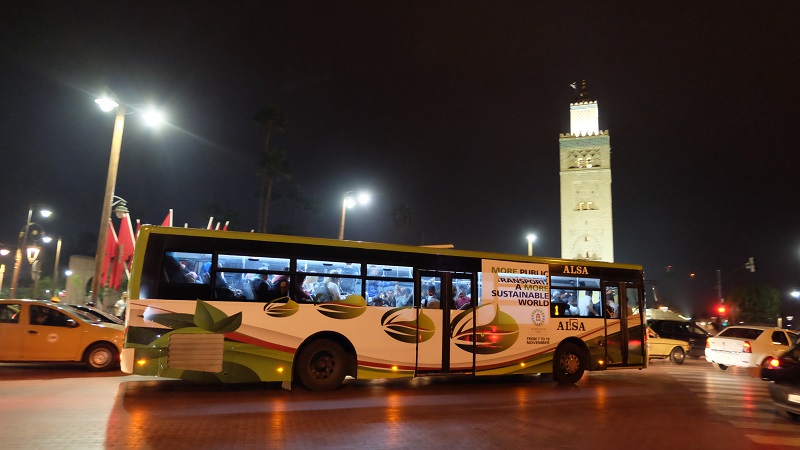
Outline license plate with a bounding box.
[788,394,800,404]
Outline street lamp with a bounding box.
[90,87,160,306]
[42,235,63,288]
[791,290,800,299]
[338,191,371,240]
[526,234,537,256]
[9,206,51,299]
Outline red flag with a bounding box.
[161,209,173,227]
[100,219,118,287]
[222,221,229,231]
[135,219,141,239]
[206,217,214,230]
[111,213,137,290]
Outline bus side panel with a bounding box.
[126,300,419,382]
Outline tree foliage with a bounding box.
[727,284,780,325]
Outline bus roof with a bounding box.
[136,225,642,271]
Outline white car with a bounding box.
[705,325,798,370]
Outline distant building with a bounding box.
[559,81,614,262]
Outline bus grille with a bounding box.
[167,333,224,372]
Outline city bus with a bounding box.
[121,226,646,390]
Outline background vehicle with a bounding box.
[122,226,647,390]
[761,343,800,420]
[646,327,690,364]
[706,326,797,370]
[67,304,124,325]
[0,299,123,371]
[647,319,710,358]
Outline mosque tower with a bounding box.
[559,81,614,262]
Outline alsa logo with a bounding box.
[562,265,589,275]
[556,319,585,331]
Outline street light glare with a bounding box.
[95,97,119,112]
[357,192,371,205]
[39,209,52,218]
[42,236,53,244]
[142,109,164,127]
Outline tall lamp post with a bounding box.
[90,94,125,306]
[90,91,161,306]
[338,191,371,240]
[42,235,63,293]
[9,206,51,299]
[526,234,537,257]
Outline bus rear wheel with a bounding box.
[296,339,347,391]
[553,343,586,384]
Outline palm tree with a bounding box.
[256,148,291,233]
[254,106,287,233]
[391,204,413,234]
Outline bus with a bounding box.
[121,226,646,390]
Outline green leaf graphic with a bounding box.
[316,294,367,319]
[147,312,195,330]
[263,297,300,317]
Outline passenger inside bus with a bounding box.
[252,270,271,301]
[422,285,440,309]
[292,273,312,303]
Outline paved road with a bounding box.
[0,358,797,449]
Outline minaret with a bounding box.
[559,81,614,262]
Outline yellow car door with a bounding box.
[25,304,83,361]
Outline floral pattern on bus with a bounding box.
[315,294,368,319]
[450,303,519,354]
[380,307,435,343]
[262,296,299,318]
[147,300,243,333]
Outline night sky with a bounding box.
[1,1,798,318]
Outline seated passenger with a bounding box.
[252,270,271,301]
[271,275,289,300]
[422,285,440,309]
[292,273,312,303]
[395,288,413,307]
[315,271,342,303]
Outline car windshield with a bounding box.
[66,307,101,323]
[782,344,800,361]
[67,305,123,324]
[718,327,764,340]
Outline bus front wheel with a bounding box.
[553,343,586,384]
[296,339,347,391]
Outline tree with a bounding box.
[253,106,288,233]
[391,204,413,234]
[256,148,291,233]
[727,284,780,325]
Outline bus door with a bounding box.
[417,271,476,374]
[603,282,646,367]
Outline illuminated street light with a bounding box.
[90,88,160,306]
[792,290,800,299]
[9,206,51,299]
[526,234,537,256]
[339,191,371,240]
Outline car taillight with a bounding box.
[706,340,710,348]
[743,341,752,353]
[770,358,780,368]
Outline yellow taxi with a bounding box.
[0,299,124,371]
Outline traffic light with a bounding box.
[746,257,756,272]
[717,305,726,315]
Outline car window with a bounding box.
[790,333,799,345]
[689,324,709,336]
[772,331,789,346]
[717,327,763,340]
[29,305,72,327]
[0,304,20,323]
